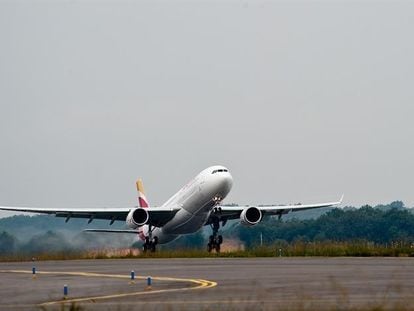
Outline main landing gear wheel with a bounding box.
[207,234,223,253]
[207,219,223,253]
[143,236,158,253]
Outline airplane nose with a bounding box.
[205,169,234,199]
[220,173,233,194]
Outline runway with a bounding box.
[1,257,414,310]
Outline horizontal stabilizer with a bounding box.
[84,229,140,234]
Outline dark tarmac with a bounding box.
[1,257,414,310]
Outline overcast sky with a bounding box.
[1,0,413,218]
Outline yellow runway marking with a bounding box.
[0,269,217,306]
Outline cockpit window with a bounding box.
[212,169,229,174]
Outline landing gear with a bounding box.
[207,219,223,253]
[207,234,223,253]
[143,226,158,253]
[143,236,158,253]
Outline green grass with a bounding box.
[1,241,414,262]
[39,301,414,311]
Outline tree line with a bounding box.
[233,201,414,247]
[1,201,413,254]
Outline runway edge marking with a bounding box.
[0,269,217,306]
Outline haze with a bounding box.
[1,0,413,218]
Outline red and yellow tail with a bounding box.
[136,179,149,241]
[136,179,149,208]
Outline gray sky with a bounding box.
[1,0,414,218]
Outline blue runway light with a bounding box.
[63,284,68,298]
[32,267,36,279]
[147,276,152,289]
[129,270,135,284]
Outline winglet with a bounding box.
[136,179,149,208]
[339,194,345,204]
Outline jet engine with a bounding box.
[240,206,262,226]
[126,208,149,229]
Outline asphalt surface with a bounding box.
[1,257,414,310]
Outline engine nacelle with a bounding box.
[126,208,149,229]
[240,206,262,226]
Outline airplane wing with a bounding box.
[1,195,343,227]
[0,205,180,227]
[210,195,344,223]
[83,229,140,234]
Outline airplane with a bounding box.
[0,165,343,252]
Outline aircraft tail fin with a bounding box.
[136,179,149,208]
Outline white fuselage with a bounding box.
[150,166,233,244]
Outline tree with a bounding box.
[0,231,17,254]
[23,231,72,253]
[231,202,414,246]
